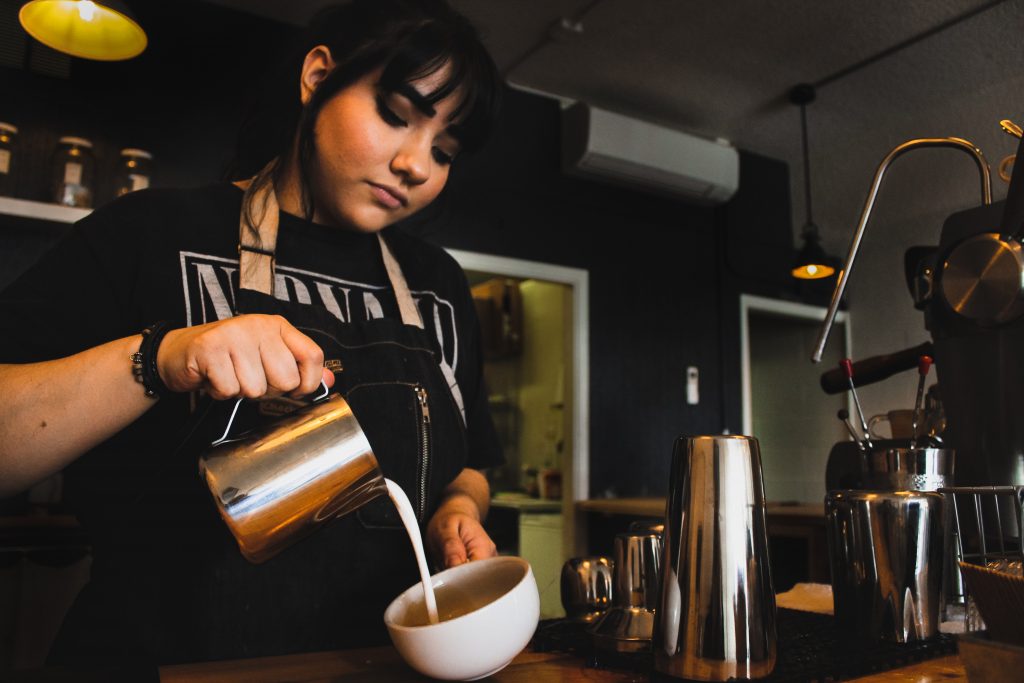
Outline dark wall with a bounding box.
[0,0,296,286]
[418,89,725,497]
[0,1,799,500]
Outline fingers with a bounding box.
[279,322,325,397]
[429,514,497,569]
[157,315,328,400]
[465,531,498,561]
[442,534,469,568]
[427,515,467,568]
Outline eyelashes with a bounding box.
[375,93,457,167]
[375,94,407,128]
[432,149,454,166]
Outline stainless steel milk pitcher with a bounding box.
[653,435,777,681]
[199,384,386,563]
[825,490,944,642]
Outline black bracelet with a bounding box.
[130,322,172,399]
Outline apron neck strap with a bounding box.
[235,175,424,329]
[376,232,425,329]
[235,175,279,296]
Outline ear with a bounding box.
[300,45,336,105]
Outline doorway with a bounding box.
[740,295,851,504]
[448,249,588,618]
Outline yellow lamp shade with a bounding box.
[791,262,835,280]
[791,228,837,280]
[19,0,147,61]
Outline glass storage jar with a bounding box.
[114,148,153,197]
[0,122,17,197]
[52,136,96,208]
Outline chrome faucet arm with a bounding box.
[811,137,991,363]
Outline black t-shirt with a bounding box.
[0,183,502,661]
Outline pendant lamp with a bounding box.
[19,0,147,61]
[789,84,837,280]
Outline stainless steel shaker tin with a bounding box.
[825,490,945,643]
[653,435,777,681]
[199,393,386,564]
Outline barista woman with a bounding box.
[0,0,503,665]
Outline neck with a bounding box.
[275,146,309,219]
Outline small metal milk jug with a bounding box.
[653,435,777,681]
[198,384,386,563]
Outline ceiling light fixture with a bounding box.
[19,0,147,62]
[789,83,837,280]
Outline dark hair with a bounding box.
[234,0,501,236]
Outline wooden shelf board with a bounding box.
[0,196,91,224]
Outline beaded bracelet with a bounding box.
[130,321,171,399]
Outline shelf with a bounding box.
[490,495,561,513]
[577,497,825,519]
[0,196,91,224]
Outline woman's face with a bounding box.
[301,50,463,232]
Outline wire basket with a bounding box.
[939,486,1024,639]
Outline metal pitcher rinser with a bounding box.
[198,388,386,564]
[825,490,944,643]
[653,435,777,681]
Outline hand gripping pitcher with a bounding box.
[653,435,777,681]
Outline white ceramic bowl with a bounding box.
[384,556,540,681]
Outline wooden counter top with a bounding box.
[161,646,964,682]
[578,497,825,519]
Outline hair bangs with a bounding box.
[377,22,500,152]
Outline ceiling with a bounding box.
[204,0,1020,163]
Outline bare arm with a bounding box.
[0,335,155,497]
[0,314,332,498]
[426,467,497,568]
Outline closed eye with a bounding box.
[432,148,455,166]
[375,94,407,128]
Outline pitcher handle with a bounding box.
[211,380,331,447]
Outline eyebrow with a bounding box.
[392,82,464,147]
[394,83,436,118]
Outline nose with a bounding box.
[390,136,431,186]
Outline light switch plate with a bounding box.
[686,366,699,405]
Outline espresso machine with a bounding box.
[815,127,1024,492]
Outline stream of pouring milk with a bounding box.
[386,478,439,624]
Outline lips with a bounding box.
[369,182,407,209]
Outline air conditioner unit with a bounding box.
[561,102,739,205]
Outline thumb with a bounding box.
[441,530,468,568]
[322,367,336,389]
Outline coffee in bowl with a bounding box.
[384,556,540,680]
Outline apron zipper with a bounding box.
[415,385,431,522]
[343,381,433,522]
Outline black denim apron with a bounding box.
[51,182,471,664]
[183,183,472,658]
